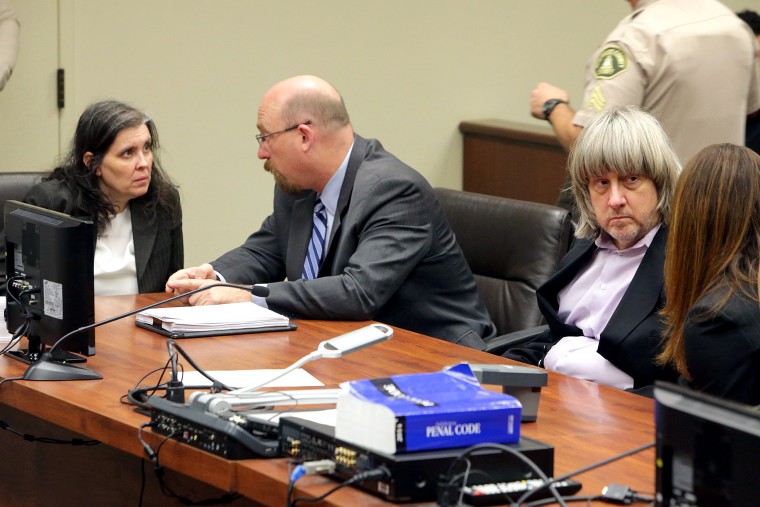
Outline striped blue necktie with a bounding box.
[302,198,327,280]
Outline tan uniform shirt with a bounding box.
[574,0,760,164]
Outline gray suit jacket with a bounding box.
[21,179,183,294]
[212,135,495,348]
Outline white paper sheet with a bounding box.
[179,368,323,389]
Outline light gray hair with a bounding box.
[569,106,681,239]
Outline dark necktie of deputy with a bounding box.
[302,197,327,280]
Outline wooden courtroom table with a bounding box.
[0,294,656,506]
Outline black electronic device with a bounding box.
[461,478,582,506]
[461,363,548,422]
[147,395,280,459]
[4,200,95,364]
[655,381,760,506]
[279,416,554,503]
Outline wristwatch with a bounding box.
[542,98,568,121]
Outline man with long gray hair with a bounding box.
[504,106,680,391]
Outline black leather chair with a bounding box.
[0,171,47,230]
[434,188,573,353]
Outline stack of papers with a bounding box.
[136,302,290,333]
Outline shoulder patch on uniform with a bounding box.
[588,84,606,112]
[594,46,628,79]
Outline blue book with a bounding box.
[335,363,521,454]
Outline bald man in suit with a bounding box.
[167,75,495,348]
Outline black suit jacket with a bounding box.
[504,226,677,388]
[20,179,183,293]
[683,287,760,406]
[211,135,496,348]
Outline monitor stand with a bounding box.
[8,334,101,381]
[6,335,87,365]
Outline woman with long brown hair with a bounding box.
[659,143,760,405]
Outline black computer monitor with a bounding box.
[654,381,760,506]
[4,200,96,363]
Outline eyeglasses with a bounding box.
[256,120,312,146]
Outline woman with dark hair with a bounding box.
[23,100,183,295]
[659,143,760,405]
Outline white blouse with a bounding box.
[93,205,138,296]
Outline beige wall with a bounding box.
[0,0,753,266]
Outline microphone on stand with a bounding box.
[21,283,270,382]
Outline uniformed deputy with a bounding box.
[530,0,760,211]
